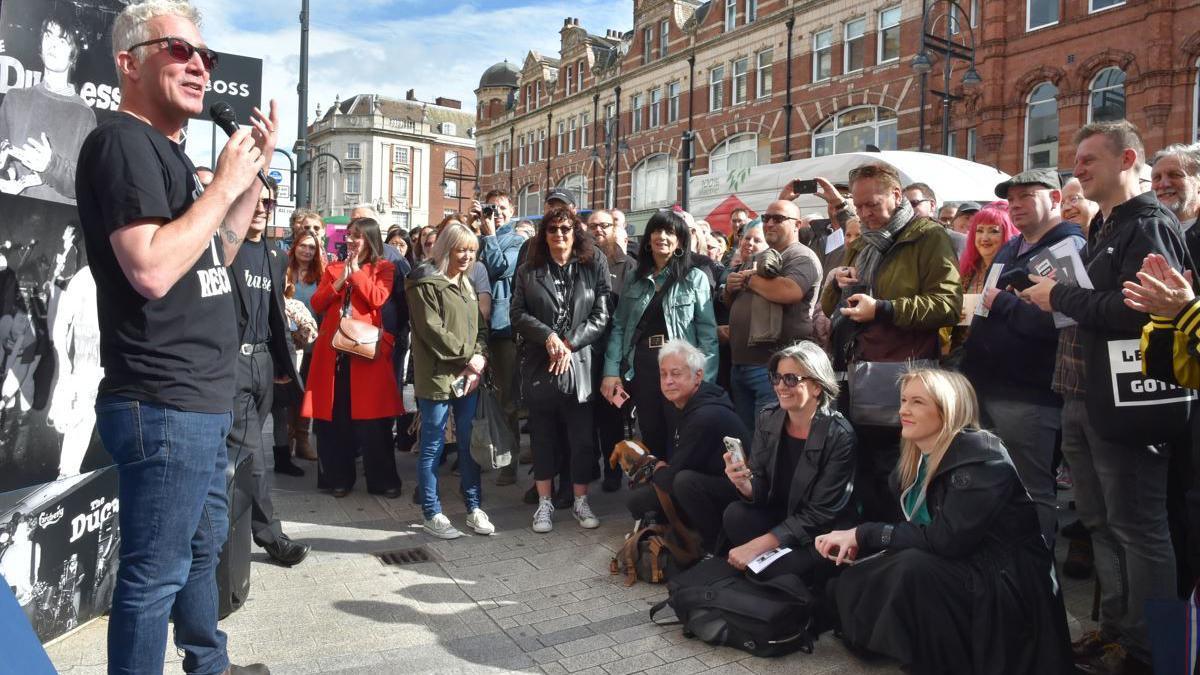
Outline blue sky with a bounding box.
[186,0,634,173]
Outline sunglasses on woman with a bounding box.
[545,225,573,235]
[768,372,810,388]
[126,36,218,72]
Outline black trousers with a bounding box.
[626,470,740,553]
[722,500,831,581]
[594,395,628,480]
[227,349,282,547]
[853,424,903,523]
[629,344,675,460]
[528,384,596,486]
[314,354,400,493]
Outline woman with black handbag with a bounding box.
[302,217,403,499]
[511,207,611,534]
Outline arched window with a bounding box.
[559,174,588,210]
[1025,82,1059,170]
[812,107,897,157]
[517,185,541,217]
[1193,57,1199,142]
[631,153,677,211]
[709,133,759,174]
[1089,67,1126,123]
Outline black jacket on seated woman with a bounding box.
[720,341,856,582]
[626,340,748,553]
[816,369,1072,675]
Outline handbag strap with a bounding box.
[340,284,353,318]
[628,273,677,354]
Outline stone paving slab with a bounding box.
[46,449,1095,674]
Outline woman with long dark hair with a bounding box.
[511,207,610,533]
[600,211,717,458]
[302,217,403,498]
[815,369,1072,674]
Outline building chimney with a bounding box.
[563,18,570,27]
[435,97,462,110]
[405,88,417,101]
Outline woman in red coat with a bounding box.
[302,217,404,498]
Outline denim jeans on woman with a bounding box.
[730,364,778,433]
[417,393,482,520]
[95,395,233,675]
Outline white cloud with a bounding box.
[186,0,633,174]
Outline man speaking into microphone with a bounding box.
[74,2,274,674]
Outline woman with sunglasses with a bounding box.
[512,207,611,533]
[720,341,857,582]
[601,211,717,459]
[302,217,403,498]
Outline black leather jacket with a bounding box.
[746,405,857,549]
[511,248,611,403]
[856,429,1042,557]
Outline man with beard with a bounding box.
[1150,144,1200,263]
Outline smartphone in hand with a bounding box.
[723,436,745,466]
[451,374,470,398]
[792,179,819,194]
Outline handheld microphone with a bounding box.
[208,101,270,188]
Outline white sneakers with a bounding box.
[424,510,494,538]
[532,498,554,533]
[573,496,600,529]
[466,509,495,535]
[423,513,463,539]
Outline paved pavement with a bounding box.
[46,447,1096,675]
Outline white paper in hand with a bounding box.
[747,547,792,574]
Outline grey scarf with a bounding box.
[853,198,913,287]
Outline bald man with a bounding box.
[722,199,823,431]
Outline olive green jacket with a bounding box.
[821,216,962,360]
[406,263,488,400]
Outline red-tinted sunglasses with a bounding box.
[127,36,218,71]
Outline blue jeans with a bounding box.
[95,396,233,675]
[417,394,481,520]
[730,364,778,433]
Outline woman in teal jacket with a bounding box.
[600,210,717,459]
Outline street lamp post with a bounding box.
[295,0,311,205]
[911,1,982,155]
[440,155,479,214]
[297,152,343,209]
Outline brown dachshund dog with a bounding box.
[608,438,658,487]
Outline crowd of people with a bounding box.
[69,2,1200,674]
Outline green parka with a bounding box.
[406,262,488,400]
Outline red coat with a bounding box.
[302,260,403,421]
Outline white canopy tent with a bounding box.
[688,151,1011,232]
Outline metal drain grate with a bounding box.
[374,546,437,566]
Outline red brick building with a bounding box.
[474,0,1200,224]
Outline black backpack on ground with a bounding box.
[649,556,815,657]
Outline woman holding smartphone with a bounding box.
[511,208,611,534]
[720,341,856,580]
[406,223,492,539]
[600,211,717,459]
[814,369,1071,674]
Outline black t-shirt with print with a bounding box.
[231,238,272,344]
[75,114,237,413]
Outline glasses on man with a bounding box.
[909,199,931,208]
[768,372,809,388]
[258,198,276,210]
[126,36,218,71]
[761,213,794,224]
[545,225,573,235]
[589,221,614,230]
